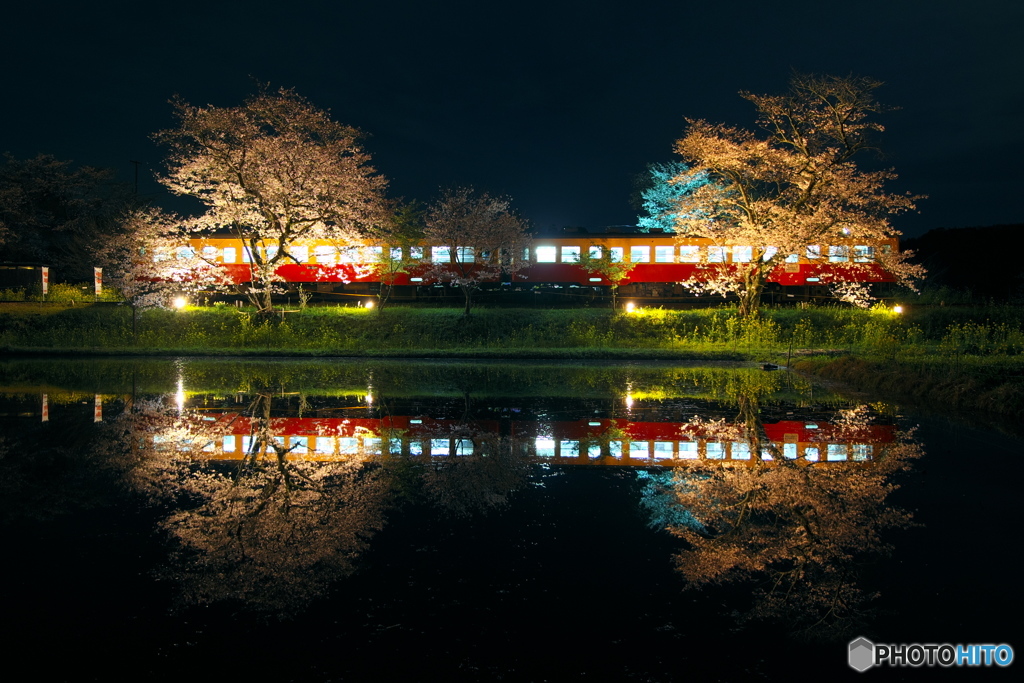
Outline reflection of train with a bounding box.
[181,229,899,301]
[184,413,893,467]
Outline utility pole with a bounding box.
[129,160,140,195]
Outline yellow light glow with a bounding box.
[172,297,187,309]
[625,302,636,313]
[365,300,375,310]
[625,393,634,409]
[893,305,904,314]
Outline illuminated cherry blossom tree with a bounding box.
[155,87,389,317]
[423,187,531,315]
[668,74,925,316]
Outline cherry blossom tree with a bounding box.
[92,207,225,338]
[423,187,531,315]
[668,74,925,316]
[155,87,389,318]
[572,246,636,310]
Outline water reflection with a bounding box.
[0,359,920,636]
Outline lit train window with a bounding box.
[708,247,726,263]
[153,249,171,263]
[456,246,474,262]
[610,247,624,262]
[653,441,674,459]
[588,245,602,259]
[223,247,236,263]
[561,246,581,263]
[242,435,252,453]
[177,247,195,259]
[806,245,821,260]
[731,442,751,459]
[291,436,308,454]
[828,246,849,263]
[706,442,725,459]
[522,248,530,261]
[455,439,473,456]
[732,246,752,263]
[854,245,873,262]
[783,443,797,459]
[431,246,450,263]
[366,246,383,262]
[390,247,403,260]
[364,437,382,455]
[265,246,279,260]
[535,246,556,263]
[608,440,622,458]
[762,246,778,261]
[679,246,700,263]
[338,437,359,455]
[852,444,872,461]
[315,437,334,454]
[242,247,252,263]
[630,441,650,459]
[630,246,650,263]
[588,443,601,459]
[431,438,450,456]
[336,246,357,263]
[389,438,402,454]
[410,247,424,260]
[785,253,799,263]
[223,435,236,452]
[827,444,848,461]
[760,447,774,460]
[409,440,423,456]
[291,246,308,263]
[560,440,580,456]
[202,246,219,261]
[535,438,556,457]
[679,441,698,459]
[655,246,674,263]
[314,246,336,264]
[804,446,820,462]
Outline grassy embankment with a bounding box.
[1,302,1022,415]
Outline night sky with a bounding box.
[3,0,1021,237]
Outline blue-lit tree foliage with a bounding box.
[636,161,710,233]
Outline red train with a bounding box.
[184,228,899,302]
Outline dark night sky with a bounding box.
[2,0,1021,237]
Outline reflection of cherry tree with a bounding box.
[112,392,389,615]
[659,401,921,640]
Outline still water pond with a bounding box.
[0,358,1018,681]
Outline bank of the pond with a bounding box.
[2,303,1023,416]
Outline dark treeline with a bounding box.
[903,224,1024,301]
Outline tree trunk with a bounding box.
[461,284,474,316]
[737,271,765,318]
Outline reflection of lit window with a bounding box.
[783,443,797,459]
[852,444,872,461]
[654,442,674,459]
[315,437,333,454]
[805,446,819,462]
[827,444,848,461]
[535,438,556,457]
[588,443,601,459]
[731,442,751,460]
[679,441,698,459]
[223,435,236,453]
[455,438,473,456]
[431,438,450,456]
[630,441,650,459]
[608,440,622,458]
[560,440,580,457]
[338,437,359,455]
[706,442,724,459]
[390,438,403,454]
[364,437,382,455]
[410,247,424,260]
[408,440,423,456]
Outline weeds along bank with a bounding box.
[1,303,1022,356]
